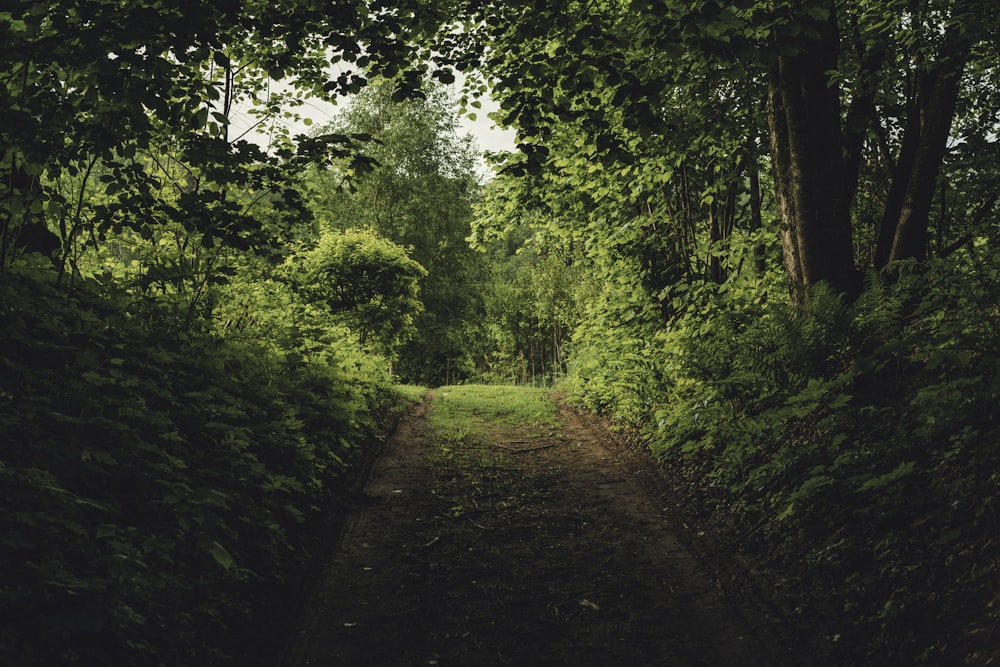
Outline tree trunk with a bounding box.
[874,85,921,269]
[766,3,859,299]
[708,200,724,284]
[842,41,885,206]
[877,43,971,266]
[767,70,803,293]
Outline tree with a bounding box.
[765,1,859,296]
[304,81,485,384]
[437,0,999,298]
[470,200,585,383]
[0,0,454,276]
[287,229,426,357]
[868,1,984,268]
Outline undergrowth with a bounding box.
[0,266,396,666]
[563,250,1000,665]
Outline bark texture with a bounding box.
[767,3,860,299]
[876,42,972,267]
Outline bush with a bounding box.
[561,250,1000,664]
[284,229,426,358]
[0,266,394,666]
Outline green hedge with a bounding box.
[0,267,394,666]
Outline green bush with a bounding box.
[0,266,394,666]
[561,249,1000,664]
[284,228,426,359]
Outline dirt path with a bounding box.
[279,392,791,667]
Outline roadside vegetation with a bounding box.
[3,1,999,665]
[448,2,1000,662]
[1,6,482,664]
[0,265,398,666]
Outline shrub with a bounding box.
[0,265,394,665]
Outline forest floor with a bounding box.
[277,387,799,667]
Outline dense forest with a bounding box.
[2,0,999,665]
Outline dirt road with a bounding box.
[279,390,791,666]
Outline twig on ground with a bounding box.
[495,444,556,454]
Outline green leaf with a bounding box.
[193,107,209,129]
[433,69,456,84]
[860,461,917,492]
[207,541,235,570]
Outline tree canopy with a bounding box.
[287,228,426,356]
[441,0,1000,296]
[0,0,454,275]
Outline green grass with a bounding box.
[394,384,429,404]
[425,385,560,518]
[432,385,559,436]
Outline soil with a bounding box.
[277,393,798,667]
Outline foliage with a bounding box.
[0,3,464,662]
[284,228,427,358]
[440,4,1000,659]
[559,246,1000,664]
[0,0,457,271]
[0,0,471,663]
[5,0,1000,663]
[0,265,395,666]
[469,209,586,384]
[303,82,485,385]
[437,0,1000,298]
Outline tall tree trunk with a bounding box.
[767,71,804,293]
[766,3,860,299]
[877,42,971,266]
[842,41,885,206]
[874,86,921,269]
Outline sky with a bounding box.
[456,94,518,154]
[228,81,518,169]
